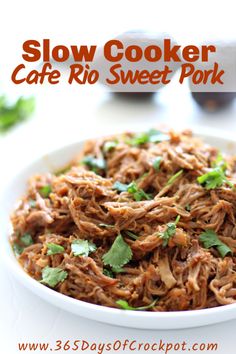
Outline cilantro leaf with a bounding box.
[112,267,126,273]
[197,167,225,190]
[158,215,180,247]
[103,140,118,152]
[0,95,35,133]
[102,234,132,270]
[127,181,151,201]
[153,157,162,171]
[126,132,149,146]
[127,129,169,146]
[166,170,183,186]
[82,156,106,173]
[103,266,125,277]
[39,185,52,198]
[13,243,24,257]
[148,130,170,143]
[124,230,139,240]
[113,181,152,201]
[40,266,68,287]
[46,243,65,255]
[198,153,235,191]
[185,204,191,212]
[113,181,129,192]
[116,299,158,311]
[20,233,33,246]
[71,239,96,257]
[199,230,232,258]
[99,223,115,228]
[103,269,114,278]
[211,152,227,171]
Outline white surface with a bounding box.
[0,0,236,352]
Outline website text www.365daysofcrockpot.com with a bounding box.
[16,339,219,354]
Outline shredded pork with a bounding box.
[10,129,236,311]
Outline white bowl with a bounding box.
[1,129,236,330]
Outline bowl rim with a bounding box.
[2,127,236,327]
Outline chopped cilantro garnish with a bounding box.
[211,152,227,171]
[198,152,235,190]
[103,140,118,152]
[103,266,125,277]
[20,233,33,246]
[124,230,139,240]
[103,269,114,278]
[99,223,115,228]
[13,243,24,257]
[113,181,151,201]
[127,129,169,146]
[116,299,158,311]
[40,266,68,288]
[82,156,106,173]
[39,185,52,198]
[158,215,180,247]
[102,234,132,270]
[127,181,151,201]
[166,170,183,186]
[153,157,162,171]
[199,230,232,258]
[113,181,129,192]
[185,204,191,212]
[112,267,126,273]
[46,243,65,255]
[0,95,35,132]
[71,239,96,257]
[197,167,233,190]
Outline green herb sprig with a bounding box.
[116,299,158,311]
[20,233,33,246]
[198,153,234,190]
[153,157,162,171]
[46,243,65,255]
[197,167,234,190]
[158,215,180,247]
[82,156,106,173]
[127,129,169,146]
[0,95,35,132]
[166,170,183,186]
[71,239,97,257]
[113,181,151,201]
[102,234,132,271]
[199,230,232,258]
[103,140,118,152]
[12,233,34,257]
[40,267,68,287]
[39,185,52,198]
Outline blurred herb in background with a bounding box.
[0,95,35,132]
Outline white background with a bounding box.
[0,1,236,353]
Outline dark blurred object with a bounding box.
[190,40,236,111]
[95,30,180,100]
[0,95,35,132]
[191,92,236,111]
[112,92,155,101]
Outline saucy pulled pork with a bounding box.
[10,129,236,311]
